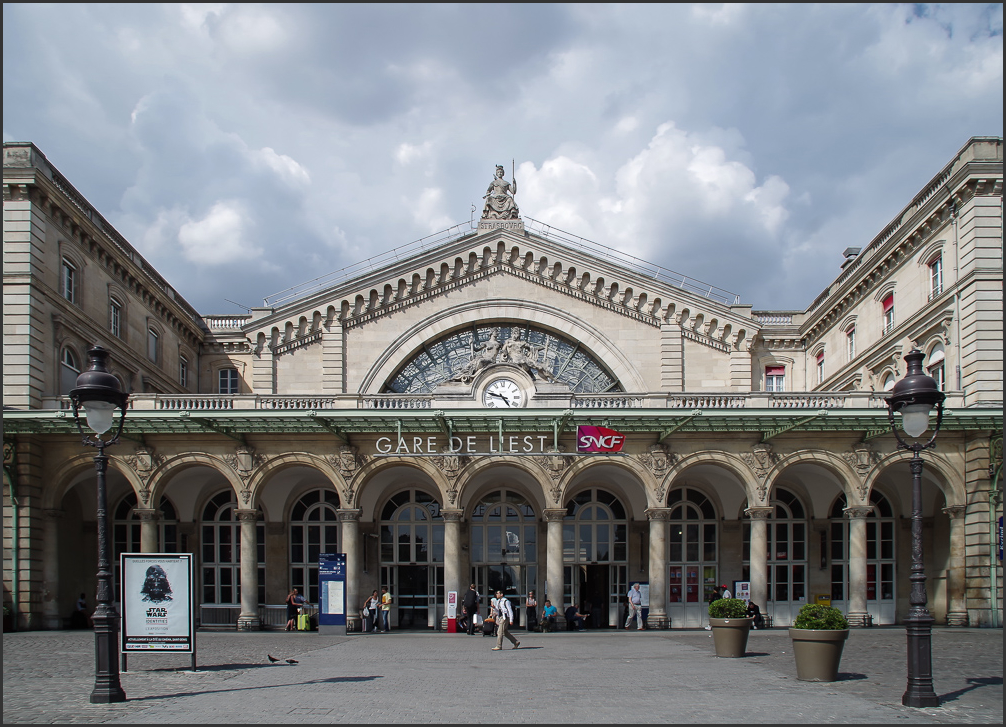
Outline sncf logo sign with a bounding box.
[576,425,626,453]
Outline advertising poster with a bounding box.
[120,553,194,653]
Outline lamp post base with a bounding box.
[902,611,940,708]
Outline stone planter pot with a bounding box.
[709,617,752,657]
[789,628,850,681]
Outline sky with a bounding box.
[3,3,1003,315]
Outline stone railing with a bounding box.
[38,390,966,413]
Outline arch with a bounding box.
[45,452,146,510]
[661,451,762,506]
[453,457,549,515]
[244,452,345,503]
[363,302,647,394]
[351,456,447,517]
[863,449,964,507]
[559,457,650,516]
[762,449,862,507]
[143,452,245,508]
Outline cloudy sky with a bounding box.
[3,4,1002,315]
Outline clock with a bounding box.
[482,377,523,408]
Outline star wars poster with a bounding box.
[121,553,194,652]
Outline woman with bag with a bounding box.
[362,590,380,633]
[285,588,305,632]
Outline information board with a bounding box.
[318,552,347,635]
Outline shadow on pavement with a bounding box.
[939,676,1003,704]
[126,675,383,702]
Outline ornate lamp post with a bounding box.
[69,346,129,704]
[885,348,945,708]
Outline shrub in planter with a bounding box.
[789,603,850,682]
[708,598,752,657]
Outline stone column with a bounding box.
[42,509,63,630]
[442,509,464,619]
[942,505,968,627]
[235,510,260,631]
[844,506,873,628]
[338,509,362,632]
[134,508,160,553]
[544,508,567,631]
[745,507,773,613]
[645,508,671,629]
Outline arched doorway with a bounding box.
[743,487,809,626]
[469,487,538,628]
[112,492,178,589]
[379,488,444,629]
[199,491,264,611]
[563,488,628,628]
[829,490,897,624]
[289,488,341,604]
[666,487,718,628]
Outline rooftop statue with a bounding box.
[449,329,503,383]
[481,164,520,220]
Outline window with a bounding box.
[815,352,825,385]
[60,347,80,395]
[147,327,159,363]
[219,368,239,394]
[882,373,896,392]
[61,258,77,304]
[290,489,341,603]
[179,355,189,388]
[765,365,785,392]
[109,297,123,338]
[882,294,895,335]
[201,492,265,605]
[927,344,946,392]
[928,256,943,300]
[846,326,856,362]
[666,488,718,607]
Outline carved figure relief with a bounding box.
[500,329,556,382]
[481,164,520,220]
[638,444,675,477]
[842,443,879,500]
[450,329,503,383]
[741,443,778,501]
[122,447,166,504]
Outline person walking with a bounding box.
[285,588,305,631]
[379,586,393,632]
[490,590,519,651]
[461,583,480,636]
[624,583,644,630]
[525,589,539,633]
[362,589,380,633]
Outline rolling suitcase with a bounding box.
[297,612,311,631]
[482,617,496,636]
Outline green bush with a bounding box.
[708,598,748,618]
[793,603,849,630]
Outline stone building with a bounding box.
[3,138,1002,633]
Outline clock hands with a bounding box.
[487,391,513,407]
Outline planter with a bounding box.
[789,628,850,681]
[709,616,753,657]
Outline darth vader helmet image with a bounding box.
[140,564,174,604]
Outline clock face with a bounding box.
[483,378,523,408]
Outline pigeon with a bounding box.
[267,654,280,663]
[285,659,298,664]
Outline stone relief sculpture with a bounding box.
[481,164,520,220]
[450,329,503,383]
[501,329,555,382]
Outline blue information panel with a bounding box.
[318,553,347,634]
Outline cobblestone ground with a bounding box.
[3,626,1001,724]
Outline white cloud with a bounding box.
[395,141,433,166]
[251,147,311,187]
[177,200,259,265]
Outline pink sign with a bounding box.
[576,425,626,453]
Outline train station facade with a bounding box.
[3,138,1003,633]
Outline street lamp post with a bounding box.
[69,346,130,704]
[885,348,945,709]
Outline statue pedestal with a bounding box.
[478,219,524,234]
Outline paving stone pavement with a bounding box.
[3,626,1001,724]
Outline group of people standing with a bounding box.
[361,587,393,633]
